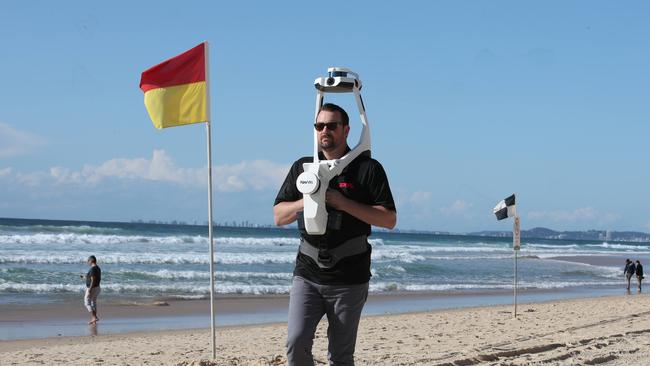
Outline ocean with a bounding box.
[1,217,648,305]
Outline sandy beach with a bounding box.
[2,293,649,365]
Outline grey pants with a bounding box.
[84,287,101,312]
[286,276,369,366]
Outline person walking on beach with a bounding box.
[624,259,636,291]
[82,255,101,324]
[274,103,396,366]
[636,260,644,291]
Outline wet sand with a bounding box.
[546,254,650,268]
[0,286,627,341]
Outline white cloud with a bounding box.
[440,200,474,217]
[392,190,434,225]
[0,168,49,187]
[527,207,620,223]
[16,171,49,187]
[395,190,432,214]
[0,123,44,158]
[406,190,432,205]
[50,150,204,186]
[3,150,290,192]
[214,160,289,192]
[394,190,431,209]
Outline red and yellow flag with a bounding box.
[139,42,208,129]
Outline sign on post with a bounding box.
[513,216,521,251]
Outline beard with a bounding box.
[319,135,336,151]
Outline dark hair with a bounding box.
[319,103,349,125]
[88,255,97,263]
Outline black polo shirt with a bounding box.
[274,150,396,285]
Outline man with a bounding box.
[636,260,644,292]
[82,255,101,324]
[274,103,396,366]
[624,258,636,291]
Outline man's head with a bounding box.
[626,259,631,263]
[87,255,97,265]
[637,260,641,264]
[315,103,349,156]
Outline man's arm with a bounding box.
[326,189,396,229]
[273,199,304,226]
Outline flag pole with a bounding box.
[206,120,216,359]
[204,41,217,359]
[514,238,518,318]
[513,214,520,319]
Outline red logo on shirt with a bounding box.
[338,182,355,189]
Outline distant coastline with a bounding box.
[469,227,650,243]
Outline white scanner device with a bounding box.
[296,67,371,235]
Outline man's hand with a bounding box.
[273,199,304,226]
[326,189,349,211]
[326,189,396,229]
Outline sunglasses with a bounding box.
[314,122,344,131]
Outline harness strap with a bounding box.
[299,235,368,269]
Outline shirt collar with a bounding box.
[318,146,351,160]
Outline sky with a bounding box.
[0,1,649,233]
